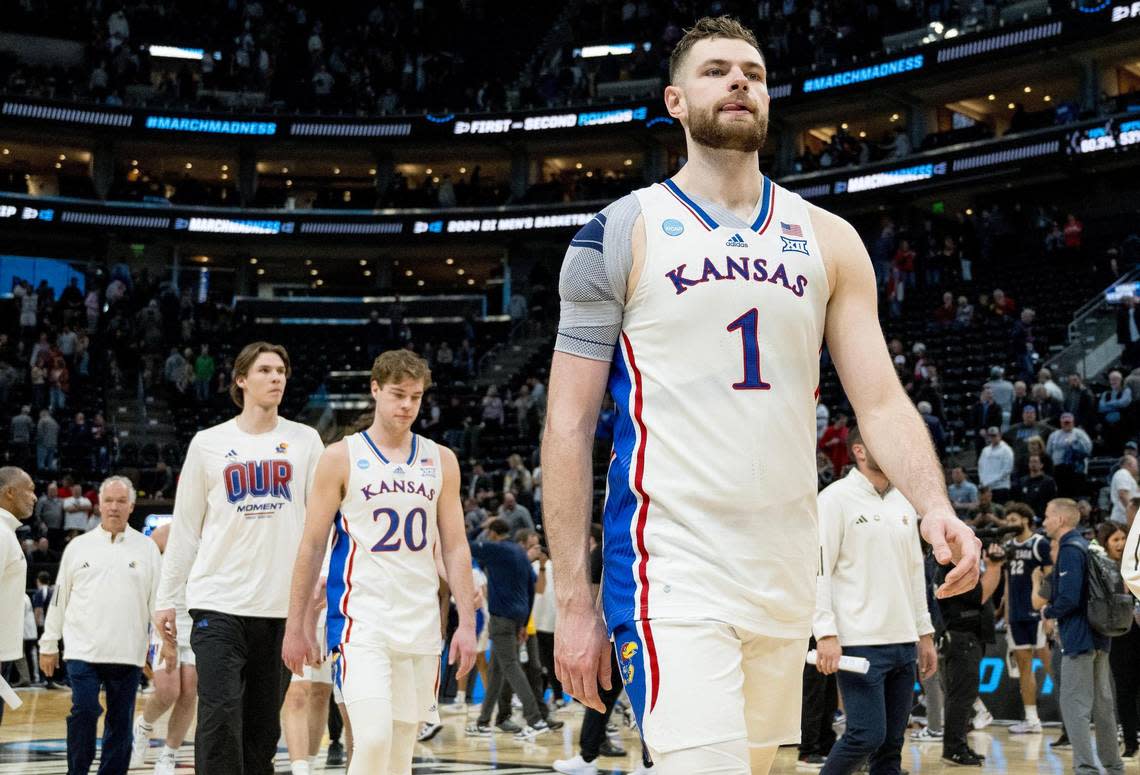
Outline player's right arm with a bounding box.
[155,434,209,644]
[542,196,643,713]
[282,440,345,676]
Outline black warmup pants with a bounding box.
[189,610,290,775]
[940,630,982,758]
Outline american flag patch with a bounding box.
[781,222,803,237]
[420,457,433,466]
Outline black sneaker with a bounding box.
[326,740,345,766]
[942,751,984,766]
[1123,748,1138,761]
[797,754,826,769]
[544,718,565,731]
[599,739,627,757]
[1052,734,1071,749]
[497,719,522,733]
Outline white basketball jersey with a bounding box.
[327,432,442,656]
[601,176,830,640]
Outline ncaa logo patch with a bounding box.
[357,459,370,470]
[662,218,685,237]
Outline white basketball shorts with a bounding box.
[334,641,440,724]
[613,619,807,755]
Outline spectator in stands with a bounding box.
[1011,381,1031,423]
[481,386,504,429]
[1109,455,1140,524]
[1018,454,1058,517]
[1037,369,1064,402]
[1047,413,1093,494]
[9,406,34,468]
[1063,214,1084,255]
[948,467,979,520]
[1011,309,1040,380]
[932,292,956,327]
[497,492,534,534]
[35,410,59,473]
[30,360,47,410]
[1117,298,1140,370]
[979,427,1015,503]
[1005,406,1055,465]
[1031,385,1062,426]
[816,403,830,440]
[163,347,186,395]
[1064,374,1098,429]
[152,461,174,500]
[1098,370,1133,453]
[467,462,494,505]
[985,368,1014,424]
[955,296,975,329]
[194,344,215,403]
[33,482,64,549]
[819,412,850,476]
[1036,499,1123,775]
[31,537,59,564]
[917,401,945,457]
[502,454,533,502]
[893,239,916,290]
[47,356,69,412]
[0,360,17,408]
[435,342,455,376]
[464,497,488,540]
[62,487,93,536]
[991,288,1017,318]
[969,388,1003,453]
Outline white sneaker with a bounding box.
[153,752,177,775]
[417,721,443,741]
[1009,719,1043,734]
[131,715,152,766]
[971,708,994,730]
[552,755,599,775]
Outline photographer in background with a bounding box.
[936,537,1005,766]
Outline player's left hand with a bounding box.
[921,506,982,598]
[449,622,477,679]
[917,634,938,679]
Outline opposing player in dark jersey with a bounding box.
[1002,502,1052,734]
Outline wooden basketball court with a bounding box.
[0,685,1087,773]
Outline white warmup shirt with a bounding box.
[532,558,556,634]
[1110,467,1139,524]
[39,525,162,666]
[0,508,27,661]
[157,417,323,618]
[814,469,934,646]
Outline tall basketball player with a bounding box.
[155,342,324,775]
[282,349,477,775]
[542,16,982,775]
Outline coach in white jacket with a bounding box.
[39,476,161,775]
[0,467,36,727]
[814,424,938,775]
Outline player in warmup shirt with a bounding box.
[155,342,324,775]
[1001,502,1052,734]
[541,16,981,774]
[282,349,477,775]
[132,523,198,775]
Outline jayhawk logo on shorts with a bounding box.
[619,641,639,684]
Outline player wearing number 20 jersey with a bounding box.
[326,431,443,657]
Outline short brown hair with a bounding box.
[371,349,432,391]
[669,16,762,84]
[230,342,291,408]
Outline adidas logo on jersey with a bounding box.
[855,515,869,525]
[725,232,749,248]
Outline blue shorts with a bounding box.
[1007,619,1045,650]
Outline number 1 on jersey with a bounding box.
[727,308,771,390]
